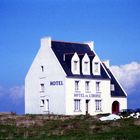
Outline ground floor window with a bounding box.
[95,100,102,111]
[40,99,45,107]
[74,99,81,111]
[40,98,49,112]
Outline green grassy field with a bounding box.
[0,114,140,140]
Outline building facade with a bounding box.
[25,37,127,115]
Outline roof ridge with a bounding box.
[52,40,86,45]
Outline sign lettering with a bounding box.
[50,81,63,86]
[74,93,100,98]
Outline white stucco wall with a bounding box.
[111,97,127,111]
[65,78,111,115]
[25,37,66,114]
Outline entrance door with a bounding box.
[86,100,90,115]
[45,99,49,113]
[112,101,119,114]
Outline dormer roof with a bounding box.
[51,40,109,79]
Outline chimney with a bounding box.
[84,41,94,50]
[102,60,110,69]
[41,36,51,48]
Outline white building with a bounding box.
[25,37,127,115]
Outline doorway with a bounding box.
[86,100,90,115]
[112,101,120,114]
[45,99,49,113]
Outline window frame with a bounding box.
[75,81,79,91]
[84,61,89,72]
[74,99,81,112]
[40,99,45,107]
[41,66,44,72]
[74,60,78,71]
[95,100,102,111]
[111,84,115,91]
[96,81,100,92]
[40,83,45,92]
[94,62,99,73]
[85,81,90,92]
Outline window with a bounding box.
[41,66,44,72]
[95,100,102,111]
[84,61,88,72]
[75,81,79,91]
[40,99,45,107]
[96,82,100,92]
[85,81,90,91]
[111,84,115,91]
[74,61,78,71]
[74,99,81,111]
[94,62,99,72]
[40,84,45,92]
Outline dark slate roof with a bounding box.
[103,64,127,97]
[51,40,109,79]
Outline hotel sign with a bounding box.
[74,93,100,98]
[50,81,63,86]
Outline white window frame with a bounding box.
[45,99,49,112]
[85,81,90,92]
[41,65,44,72]
[74,99,81,112]
[94,62,99,73]
[40,83,45,92]
[74,61,78,71]
[84,61,88,72]
[111,84,115,91]
[96,81,100,92]
[75,81,79,91]
[40,99,45,107]
[95,100,102,111]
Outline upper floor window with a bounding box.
[75,81,79,91]
[96,81,100,92]
[74,61,78,71]
[71,53,80,75]
[82,53,90,75]
[111,84,115,91]
[41,66,44,72]
[92,56,101,75]
[40,83,45,92]
[85,81,90,91]
[94,62,99,73]
[84,61,88,72]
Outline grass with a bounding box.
[0,114,140,140]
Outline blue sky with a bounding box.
[0,0,140,114]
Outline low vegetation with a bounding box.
[0,113,140,140]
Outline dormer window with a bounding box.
[71,53,80,75]
[92,56,101,75]
[82,53,90,75]
[94,62,99,72]
[84,61,88,72]
[74,61,78,71]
